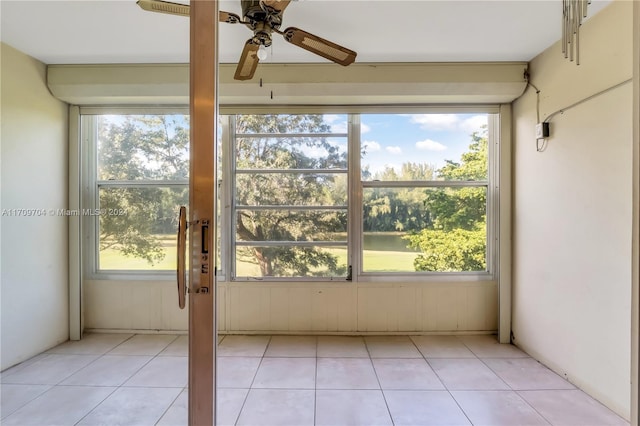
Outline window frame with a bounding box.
[228,114,350,280]
[82,108,191,280]
[82,106,501,282]
[354,113,499,282]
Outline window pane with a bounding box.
[97,115,190,181]
[236,210,347,242]
[98,186,188,271]
[235,246,347,278]
[236,114,347,134]
[236,137,347,170]
[363,187,487,272]
[361,113,488,181]
[236,173,347,206]
[232,113,349,279]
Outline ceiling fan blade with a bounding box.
[282,27,357,66]
[234,40,260,81]
[137,0,189,17]
[261,0,291,13]
[138,0,241,23]
[219,10,242,24]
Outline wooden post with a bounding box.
[189,1,218,424]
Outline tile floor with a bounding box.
[0,333,630,426]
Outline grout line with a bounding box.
[314,336,318,426]
[72,384,120,425]
[421,340,475,425]
[364,337,395,425]
[155,386,186,425]
[514,390,555,426]
[0,384,53,421]
[232,335,272,425]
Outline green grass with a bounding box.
[100,233,419,274]
[363,250,418,272]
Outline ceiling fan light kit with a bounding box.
[137,0,357,81]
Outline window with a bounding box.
[84,110,498,280]
[230,114,349,278]
[84,113,189,272]
[360,113,492,275]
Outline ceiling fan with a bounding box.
[137,0,358,81]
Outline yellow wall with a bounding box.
[0,43,69,370]
[512,1,633,418]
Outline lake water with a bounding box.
[363,233,419,253]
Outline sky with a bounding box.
[100,113,488,179]
[323,113,488,178]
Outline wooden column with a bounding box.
[189,1,218,424]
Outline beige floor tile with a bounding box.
[365,336,422,358]
[77,387,182,425]
[218,357,261,388]
[2,385,115,426]
[315,389,393,426]
[484,358,575,390]
[453,390,549,426]
[123,356,187,387]
[252,357,316,389]
[159,335,188,357]
[458,335,529,358]
[0,354,48,380]
[107,334,178,356]
[1,354,98,385]
[317,336,369,358]
[373,358,445,390]
[316,358,379,389]
[47,333,133,355]
[61,355,152,386]
[237,389,315,426]
[429,358,510,390]
[217,388,249,426]
[519,390,629,426]
[265,335,317,357]
[218,335,271,357]
[410,335,476,358]
[0,384,51,419]
[156,388,187,426]
[384,390,471,426]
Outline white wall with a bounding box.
[84,280,497,334]
[512,1,633,419]
[1,43,69,370]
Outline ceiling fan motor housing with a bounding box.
[241,0,267,21]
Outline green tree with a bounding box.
[98,115,189,266]
[363,162,436,233]
[234,114,347,277]
[406,128,488,271]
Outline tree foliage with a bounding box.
[406,128,488,272]
[98,115,189,266]
[363,163,436,233]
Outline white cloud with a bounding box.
[361,123,371,134]
[409,114,459,130]
[409,114,488,134]
[362,140,381,152]
[323,114,341,124]
[416,139,447,151]
[300,145,328,159]
[330,122,348,133]
[386,146,402,154]
[460,115,488,133]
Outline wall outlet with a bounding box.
[535,122,550,139]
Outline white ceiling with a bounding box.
[0,0,611,66]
